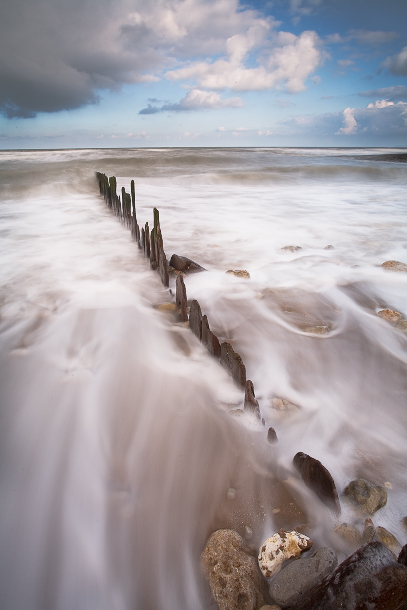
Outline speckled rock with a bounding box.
[293,452,341,514]
[282,246,302,252]
[334,523,361,546]
[226,269,251,279]
[377,309,402,325]
[201,529,265,610]
[269,547,337,608]
[288,541,407,610]
[381,260,407,272]
[304,326,329,335]
[376,526,402,557]
[258,530,312,578]
[343,479,387,515]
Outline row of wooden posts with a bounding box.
[96,171,270,426]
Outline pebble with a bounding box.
[226,269,251,278]
[269,547,337,608]
[201,529,265,610]
[343,478,387,515]
[258,529,313,578]
[377,309,402,325]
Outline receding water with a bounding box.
[0,147,407,609]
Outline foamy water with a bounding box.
[0,147,407,609]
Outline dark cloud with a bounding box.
[359,85,407,101]
[382,46,407,76]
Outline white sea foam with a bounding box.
[0,148,406,609]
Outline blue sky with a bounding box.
[1,0,407,148]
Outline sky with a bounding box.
[1,0,407,148]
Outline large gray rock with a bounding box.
[269,547,337,608]
[201,529,265,610]
[343,478,387,515]
[289,542,407,610]
[293,452,341,514]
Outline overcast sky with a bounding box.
[1,0,407,148]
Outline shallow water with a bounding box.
[0,147,407,609]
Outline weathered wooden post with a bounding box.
[176,274,188,322]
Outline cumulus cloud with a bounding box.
[359,86,407,101]
[335,107,358,134]
[139,89,242,113]
[166,30,324,93]
[0,0,276,118]
[382,46,407,76]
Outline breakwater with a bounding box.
[96,171,264,424]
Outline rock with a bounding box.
[281,246,302,252]
[324,245,334,250]
[334,523,361,545]
[304,326,329,335]
[201,529,265,610]
[397,320,407,331]
[377,309,402,325]
[258,529,313,578]
[343,478,387,515]
[189,300,202,340]
[175,274,188,322]
[226,270,251,279]
[399,544,407,566]
[293,452,341,515]
[288,541,407,610]
[362,518,376,543]
[271,398,298,411]
[201,314,221,357]
[244,380,261,418]
[260,606,281,610]
[269,547,337,608]
[220,342,246,388]
[381,260,407,272]
[169,254,206,274]
[157,303,177,313]
[267,427,278,444]
[376,526,402,557]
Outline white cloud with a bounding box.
[367,100,394,109]
[139,89,242,113]
[336,107,357,134]
[166,30,324,93]
[382,46,407,77]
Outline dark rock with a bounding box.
[267,428,278,443]
[169,254,206,274]
[244,380,261,418]
[269,547,337,608]
[189,300,202,340]
[175,274,188,322]
[289,541,407,610]
[343,479,387,515]
[398,544,407,566]
[201,315,221,357]
[201,529,265,610]
[220,342,246,388]
[293,452,341,515]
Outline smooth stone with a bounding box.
[169,254,206,273]
[376,526,402,557]
[381,260,407,272]
[189,300,202,340]
[288,541,407,610]
[226,269,251,279]
[304,326,329,335]
[244,380,261,418]
[220,342,246,388]
[269,547,338,608]
[343,478,387,515]
[281,246,302,252]
[377,309,402,325]
[201,529,265,610]
[334,523,361,545]
[258,530,312,578]
[293,452,341,514]
[267,427,278,444]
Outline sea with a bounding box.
[0,147,406,609]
